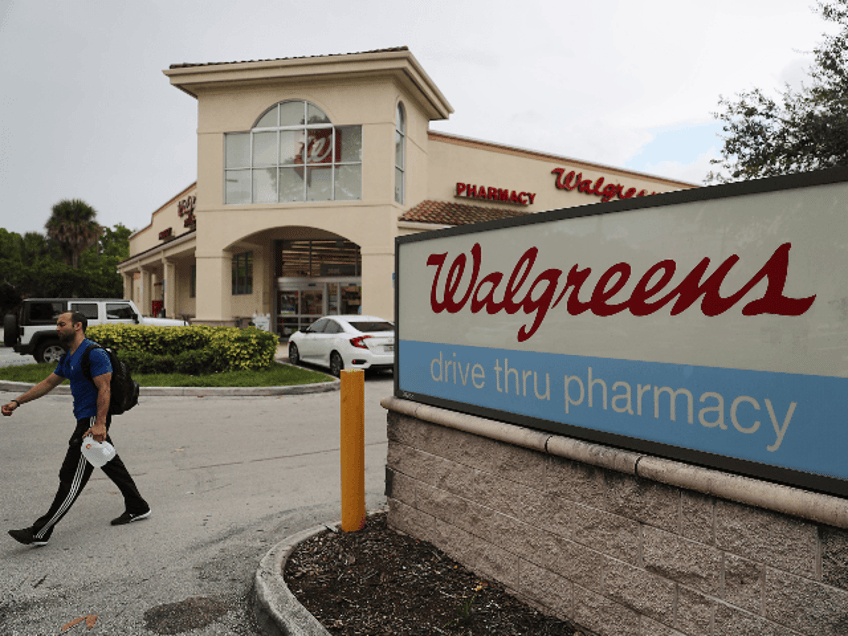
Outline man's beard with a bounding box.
[58,331,74,345]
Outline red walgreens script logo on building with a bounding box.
[178,195,196,227]
[425,243,816,342]
[552,168,658,202]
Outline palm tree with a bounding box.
[45,199,102,269]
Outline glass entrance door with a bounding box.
[277,288,323,337]
[276,277,361,337]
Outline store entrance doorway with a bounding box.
[274,237,362,338]
[276,278,362,338]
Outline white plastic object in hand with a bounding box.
[81,435,116,468]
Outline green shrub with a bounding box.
[117,350,157,374]
[173,348,217,375]
[86,324,277,374]
[209,327,277,371]
[87,324,216,354]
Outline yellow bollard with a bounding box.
[340,368,365,531]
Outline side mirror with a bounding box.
[132,312,140,324]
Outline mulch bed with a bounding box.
[284,511,587,635]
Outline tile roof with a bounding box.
[399,200,532,227]
[169,47,409,70]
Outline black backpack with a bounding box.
[81,343,140,415]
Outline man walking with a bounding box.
[2,311,150,546]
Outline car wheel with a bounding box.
[330,351,344,377]
[288,342,300,365]
[3,313,18,347]
[35,340,66,364]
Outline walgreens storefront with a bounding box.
[118,48,692,335]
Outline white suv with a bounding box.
[3,298,187,363]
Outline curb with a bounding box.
[252,522,338,636]
[0,379,340,397]
[0,356,340,397]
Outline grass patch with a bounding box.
[0,363,61,385]
[0,362,333,388]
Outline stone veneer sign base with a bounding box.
[382,397,848,636]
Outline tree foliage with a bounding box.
[707,0,848,183]
[0,223,133,316]
[45,198,102,268]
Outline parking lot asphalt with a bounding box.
[0,343,392,635]
[0,339,35,367]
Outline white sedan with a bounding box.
[287,315,395,376]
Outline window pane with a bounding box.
[395,130,404,168]
[337,164,362,201]
[279,240,361,278]
[301,290,323,315]
[327,283,339,314]
[307,103,330,124]
[306,166,332,201]
[278,316,300,337]
[279,291,298,315]
[253,168,277,203]
[104,303,134,319]
[226,133,250,168]
[226,101,365,204]
[341,284,361,313]
[232,258,238,295]
[339,126,362,163]
[305,128,334,165]
[252,131,277,167]
[246,253,253,294]
[349,320,394,332]
[309,318,329,333]
[225,170,251,204]
[280,130,305,165]
[279,101,305,126]
[27,302,64,323]
[395,167,404,204]
[279,167,304,202]
[255,105,277,128]
[71,303,99,319]
[396,103,405,131]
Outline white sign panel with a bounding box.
[395,169,848,495]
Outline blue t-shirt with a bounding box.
[54,339,112,420]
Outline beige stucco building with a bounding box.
[118,47,693,337]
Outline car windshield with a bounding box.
[348,321,394,333]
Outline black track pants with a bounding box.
[31,417,149,542]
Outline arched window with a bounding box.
[225,100,362,204]
[394,103,406,204]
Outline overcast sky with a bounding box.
[0,0,834,236]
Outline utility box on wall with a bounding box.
[395,167,848,497]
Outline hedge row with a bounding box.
[85,324,278,374]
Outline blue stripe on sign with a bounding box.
[398,340,848,481]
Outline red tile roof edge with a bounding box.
[399,199,532,226]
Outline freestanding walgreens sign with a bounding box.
[395,168,848,497]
